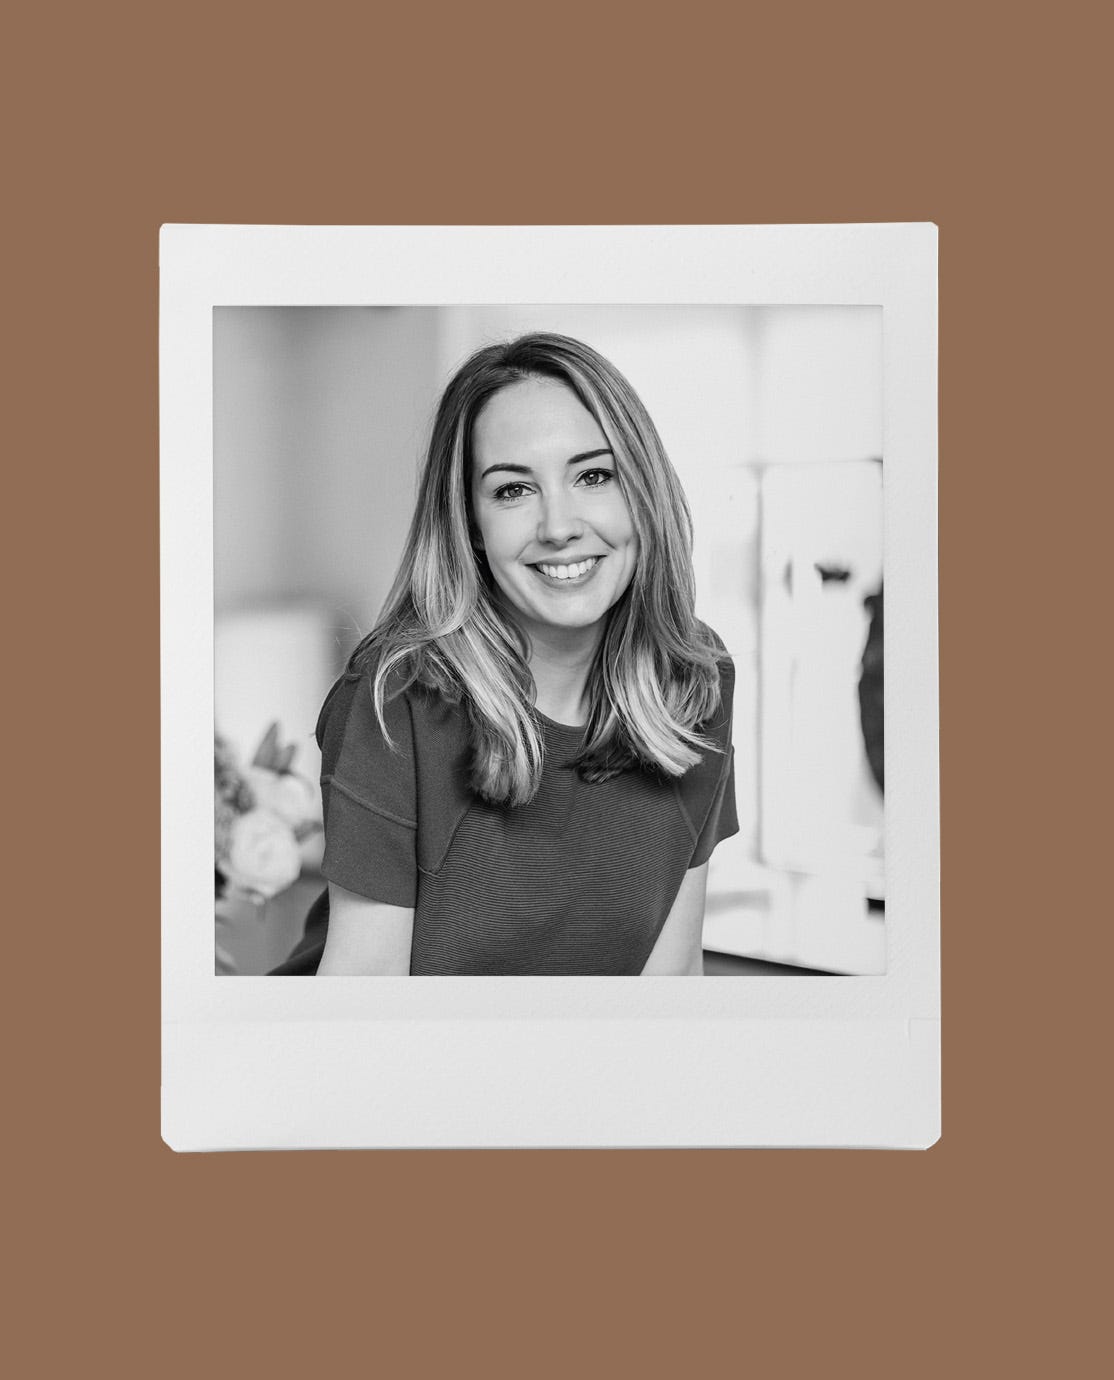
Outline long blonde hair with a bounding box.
[348,332,725,806]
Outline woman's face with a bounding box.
[469,375,638,645]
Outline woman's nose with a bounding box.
[536,494,584,546]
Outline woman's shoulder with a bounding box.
[695,620,734,670]
[316,643,465,753]
[316,645,405,748]
[664,624,735,837]
[692,620,735,733]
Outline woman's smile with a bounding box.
[530,555,603,586]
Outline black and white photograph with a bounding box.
[212,305,886,980]
[161,224,938,1148]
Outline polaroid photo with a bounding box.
[161,224,939,1149]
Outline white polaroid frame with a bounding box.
[161,224,939,1150]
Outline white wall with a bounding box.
[214,306,439,644]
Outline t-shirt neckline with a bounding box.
[535,709,587,735]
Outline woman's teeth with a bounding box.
[535,557,599,581]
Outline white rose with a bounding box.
[244,767,320,831]
[219,808,302,899]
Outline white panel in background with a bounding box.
[755,305,883,464]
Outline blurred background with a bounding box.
[214,305,884,975]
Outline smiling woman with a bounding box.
[272,333,738,976]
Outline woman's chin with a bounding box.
[511,601,611,642]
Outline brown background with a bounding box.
[11,1,1104,1375]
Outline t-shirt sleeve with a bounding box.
[316,669,418,908]
[689,747,739,867]
[687,644,740,868]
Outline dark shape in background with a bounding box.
[859,586,884,793]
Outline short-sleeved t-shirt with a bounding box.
[301,640,738,976]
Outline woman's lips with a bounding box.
[529,555,603,588]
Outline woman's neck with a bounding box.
[526,625,604,727]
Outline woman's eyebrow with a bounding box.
[480,447,613,481]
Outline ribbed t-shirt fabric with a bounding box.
[274,637,738,976]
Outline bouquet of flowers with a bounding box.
[215,722,322,902]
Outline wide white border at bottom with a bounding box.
[164,1017,940,1150]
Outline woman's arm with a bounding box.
[640,862,709,976]
[316,882,415,975]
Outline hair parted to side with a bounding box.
[346,332,726,807]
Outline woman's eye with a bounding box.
[494,482,530,502]
[577,468,614,488]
